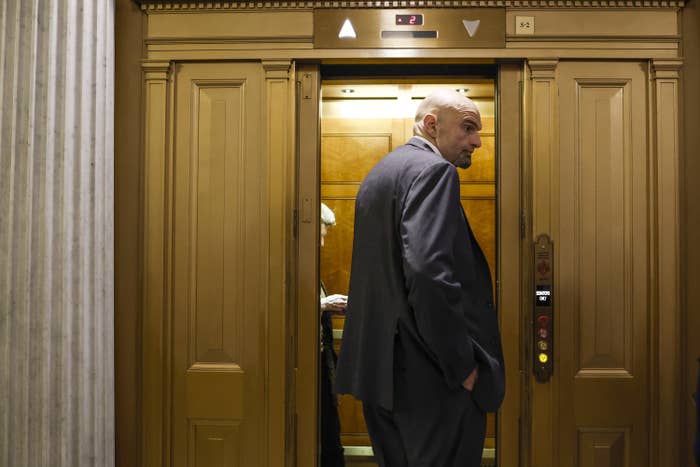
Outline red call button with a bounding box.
[537,315,549,327]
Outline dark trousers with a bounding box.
[321,347,345,467]
[362,389,486,467]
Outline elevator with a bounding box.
[120,2,686,466]
[315,65,500,466]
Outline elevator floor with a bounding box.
[343,445,496,467]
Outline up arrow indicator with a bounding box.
[462,19,481,38]
[338,19,357,39]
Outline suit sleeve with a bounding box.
[400,162,476,390]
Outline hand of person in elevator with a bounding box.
[462,366,479,391]
[320,294,348,313]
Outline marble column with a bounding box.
[0,1,115,466]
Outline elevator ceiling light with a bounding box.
[338,19,357,39]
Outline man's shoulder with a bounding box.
[393,138,438,159]
[359,139,451,197]
[380,140,449,173]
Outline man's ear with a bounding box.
[424,113,437,137]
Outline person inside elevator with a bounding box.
[335,89,505,467]
[320,202,348,467]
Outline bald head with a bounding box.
[413,90,481,136]
[412,90,483,169]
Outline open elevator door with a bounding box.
[295,63,523,467]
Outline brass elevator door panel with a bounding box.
[540,61,650,467]
[171,62,264,467]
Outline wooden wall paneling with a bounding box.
[296,64,321,467]
[505,10,679,37]
[321,134,391,182]
[651,58,683,467]
[681,5,700,465]
[576,83,629,375]
[459,116,495,183]
[262,59,294,467]
[336,393,371,446]
[527,58,559,467]
[319,198,356,297]
[171,62,265,467]
[320,117,400,297]
[481,115,496,134]
[496,61,524,467]
[321,115,404,449]
[577,429,628,467]
[459,136,495,182]
[558,61,650,467]
[191,423,241,467]
[462,199,497,287]
[141,59,173,467]
[146,11,313,42]
[120,6,690,467]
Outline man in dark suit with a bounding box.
[335,89,505,467]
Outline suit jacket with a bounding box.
[335,137,505,413]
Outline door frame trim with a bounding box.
[295,63,323,467]
[293,60,526,467]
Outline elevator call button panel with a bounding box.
[533,234,554,383]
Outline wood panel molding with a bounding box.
[141,57,174,467]
[262,58,294,467]
[263,59,292,77]
[577,428,629,467]
[495,63,523,467]
[526,57,558,467]
[135,0,686,9]
[143,59,173,77]
[171,62,267,467]
[572,80,635,380]
[528,58,558,79]
[651,56,682,467]
[556,60,651,467]
[527,58,558,235]
[295,64,321,467]
[651,58,683,79]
